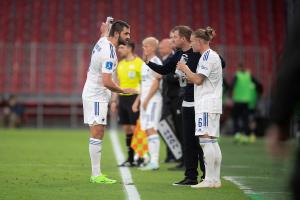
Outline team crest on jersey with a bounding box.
[105,61,113,70]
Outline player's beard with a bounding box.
[117,36,128,46]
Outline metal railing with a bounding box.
[0,42,273,127]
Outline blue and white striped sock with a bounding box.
[89,138,102,177]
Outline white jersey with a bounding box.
[82,37,118,102]
[141,56,163,101]
[194,49,222,114]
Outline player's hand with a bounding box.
[132,101,139,113]
[100,22,109,37]
[142,99,149,111]
[176,61,188,72]
[110,101,117,114]
[122,88,137,94]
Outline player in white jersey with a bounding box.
[176,27,222,188]
[132,37,163,170]
[82,20,136,184]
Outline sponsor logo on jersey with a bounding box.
[201,65,208,70]
[105,61,113,70]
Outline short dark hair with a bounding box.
[109,20,130,37]
[171,25,192,42]
[126,40,135,52]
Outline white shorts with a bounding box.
[195,112,220,137]
[82,99,108,126]
[140,98,162,131]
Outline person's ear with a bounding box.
[114,31,119,38]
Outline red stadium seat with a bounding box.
[272,0,285,54]
[191,0,204,29]
[240,0,255,46]
[0,0,286,99]
[224,0,238,45]
[207,0,221,45]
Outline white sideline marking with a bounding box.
[109,129,141,200]
[223,176,256,195]
[223,176,288,197]
[224,176,270,179]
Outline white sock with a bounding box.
[199,138,215,183]
[212,139,222,183]
[89,138,102,177]
[147,134,160,165]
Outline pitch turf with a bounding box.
[0,129,293,200]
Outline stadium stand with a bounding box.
[0,0,285,127]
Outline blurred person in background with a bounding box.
[111,40,143,167]
[248,71,263,139]
[158,38,184,166]
[0,96,10,127]
[266,14,300,200]
[0,95,25,128]
[231,63,262,144]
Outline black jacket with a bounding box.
[148,48,200,102]
[148,48,226,102]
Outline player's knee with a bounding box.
[90,125,105,139]
[146,128,156,136]
[199,133,209,138]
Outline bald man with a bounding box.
[159,39,173,61]
[132,37,163,170]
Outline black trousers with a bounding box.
[182,106,205,180]
[232,102,250,135]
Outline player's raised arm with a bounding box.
[100,17,113,38]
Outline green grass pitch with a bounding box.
[0,129,293,200]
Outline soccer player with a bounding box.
[176,27,223,188]
[110,40,143,167]
[82,20,135,184]
[132,37,163,170]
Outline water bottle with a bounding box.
[175,54,188,87]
